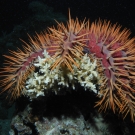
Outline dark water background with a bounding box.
[0,0,135,36]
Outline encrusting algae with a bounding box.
[1,10,135,122]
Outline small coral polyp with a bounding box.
[1,12,135,121]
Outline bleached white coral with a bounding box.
[74,54,99,93]
[23,50,100,100]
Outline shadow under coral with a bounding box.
[10,86,135,135]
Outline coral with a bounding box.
[9,106,32,135]
[23,50,100,100]
[1,11,135,122]
[8,99,111,135]
[35,115,92,135]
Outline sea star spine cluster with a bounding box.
[1,12,135,121]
